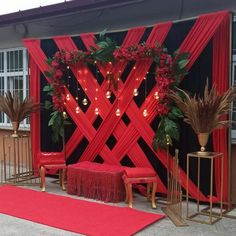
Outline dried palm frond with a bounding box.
[0,92,40,122]
[169,82,236,134]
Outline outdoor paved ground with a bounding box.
[0,178,236,236]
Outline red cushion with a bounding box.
[124,167,156,178]
[38,152,65,166]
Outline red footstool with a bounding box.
[123,167,158,209]
[37,152,66,192]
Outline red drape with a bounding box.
[176,11,230,201]
[212,14,230,202]
[53,28,146,161]
[78,23,171,164]
[29,48,41,171]
[179,11,229,69]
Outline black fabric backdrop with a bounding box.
[39,19,214,196]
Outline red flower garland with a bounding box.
[45,40,188,147]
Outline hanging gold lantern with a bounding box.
[82,98,88,106]
[94,107,99,115]
[143,109,148,117]
[66,94,70,101]
[133,88,139,97]
[115,108,121,116]
[106,90,111,99]
[62,111,68,119]
[154,92,159,100]
[75,107,80,114]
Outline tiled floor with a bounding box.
[0,178,236,236]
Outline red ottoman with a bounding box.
[67,162,125,202]
[37,152,66,192]
[123,167,158,209]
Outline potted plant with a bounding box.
[169,82,236,154]
[0,92,40,137]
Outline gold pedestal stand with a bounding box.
[186,152,223,224]
[1,134,40,185]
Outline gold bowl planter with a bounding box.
[11,121,20,137]
[197,133,209,155]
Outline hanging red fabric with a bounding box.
[179,11,229,69]
[78,23,172,164]
[29,55,41,171]
[53,32,168,192]
[212,14,231,203]
[176,11,230,201]
[53,28,146,160]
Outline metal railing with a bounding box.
[0,134,40,185]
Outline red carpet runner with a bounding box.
[0,185,164,236]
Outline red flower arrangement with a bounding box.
[44,31,189,148]
[113,43,162,61]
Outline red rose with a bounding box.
[159,59,166,67]
[54,51,62,60]
[54,69,63,78]
[64,52,71,63]
[157,103,170,115]
[51,61,59,68]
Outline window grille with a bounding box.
[0,48,29,129]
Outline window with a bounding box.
[0,48,29,129]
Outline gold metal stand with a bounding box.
[1,134,40,185]
[162,149,188,226]
[186,152,223,224]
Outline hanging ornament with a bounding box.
[133,88,139,97]
[154,91,159,100]
[143,109,148,117]
[75,106,80,114]
[115,108,121,117]
[66,94,70,101]
[62,111,67,119]
[142,75,148,118]
[94,107,99,115]
[166,135,171,145]
[106,90,111,99]
[82,98,88,106]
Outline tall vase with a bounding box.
[197,133,209,154]
[11,121,20,137]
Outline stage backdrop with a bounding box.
[24,11,231,203]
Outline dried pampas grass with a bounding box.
[0,92,40,122]
[169,82,236,134]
